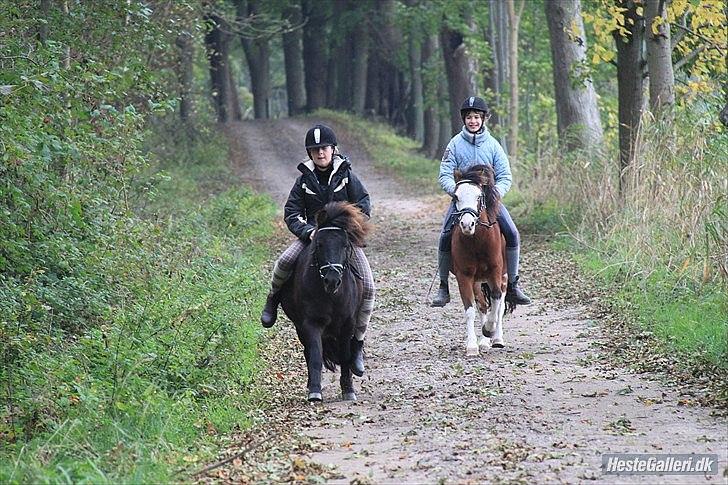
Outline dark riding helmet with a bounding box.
[460,96,490,122]
[305,124,337,149]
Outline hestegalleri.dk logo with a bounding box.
[602,453,719,475]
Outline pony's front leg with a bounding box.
[301,320,324,401]
[456,274,478,356]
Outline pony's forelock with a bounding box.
[316,202,370,247]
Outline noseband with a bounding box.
[453,180,497,228]
[312,226,351,279]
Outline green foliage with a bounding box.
[0,126,276,483]
[1,2,276,481]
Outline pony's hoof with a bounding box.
[342,391,357,401]
[466,346,479,357]
[308,392,323,402]
[491,340,505,348]
[482,325,493,337]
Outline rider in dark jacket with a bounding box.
[284,155,370,240]
[260,124,375,377]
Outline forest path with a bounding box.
[199,118,727,484]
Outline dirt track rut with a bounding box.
[202,119,727,484]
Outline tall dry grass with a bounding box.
[526,110,727,288]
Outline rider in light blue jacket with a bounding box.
[431,96,532,307]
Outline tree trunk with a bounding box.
[282,4,306,116]
[350,12,369,115]
[437,78,452,156]
[237,0,271,119]
[645,0,675,116]
[422,34,440,157]
[302,0,329,111]
[489,0,509,132]
[176,31,194,122]
[545,0,604,149]
[506,0,524,161]
[38,0,51,44]
[614,0,646,196]
[408,34,424,142]
[440,24,477,133]
[204,14,235,123]
[365,49,380,116]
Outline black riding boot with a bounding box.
[350,338,365,377]
[506,276,532,305]
[431,281,450,307]
[431,250,451,307]
[260,290,281,328]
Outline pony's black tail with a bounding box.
[321,335,341,372]
[480,283,516,314]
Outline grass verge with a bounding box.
[0,124,276,483]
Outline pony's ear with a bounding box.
[454,169,463,182]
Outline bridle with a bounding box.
[312,226,352,279]
[453,180,497,228]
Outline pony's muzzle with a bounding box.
[323,272,343,294]
[459,215,477,235]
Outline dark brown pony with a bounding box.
[450,164,509,355]
[280,202,371,401]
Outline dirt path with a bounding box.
[204,119,727,484]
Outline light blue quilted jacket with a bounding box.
[438,126,512,198]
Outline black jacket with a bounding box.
[284,155,371,240]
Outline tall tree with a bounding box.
[440,20,477,133]
[350,5,369,115]
[236,0,271,119]
[645,0,675,116]
[506,0,524,161]
[176,31,195,122]
[488,0,509,132]
[545,0,604,149]
[302,0,329,111]
[613,0,646,195]
[422,33,441,157]
[407,28,424,142]
[204,14,239,123]
[282,3,306,116]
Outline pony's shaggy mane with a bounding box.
[455,164,500,222]
[315,202,371,247]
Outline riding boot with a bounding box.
[350,337,365,377]
[260,290,281,328]
[431,251,451,307]
[506,276,532,305]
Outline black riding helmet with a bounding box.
[460,96,490,122]
[305,124,337,150]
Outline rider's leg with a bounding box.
[432,202,455,307]
[497,205,532,305]
[261,239,306,327]
[351,247,374,377]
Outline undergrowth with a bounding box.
[0,124,276,483]
[521,105,727,372]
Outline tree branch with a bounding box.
[670,22,726,53]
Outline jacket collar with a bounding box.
[459,125,490,146]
